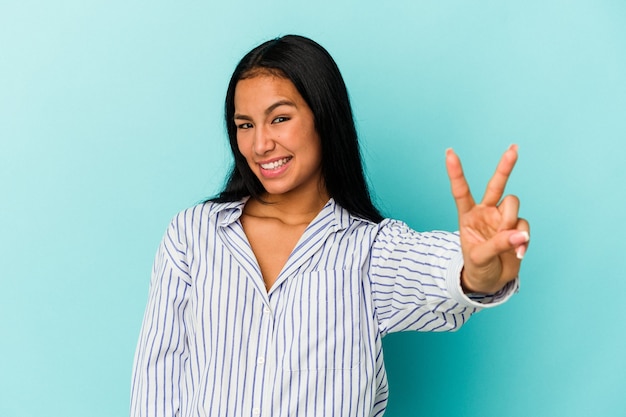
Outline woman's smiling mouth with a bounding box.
[260,157,292,171]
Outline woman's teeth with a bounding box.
[261,157,291,170]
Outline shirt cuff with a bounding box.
[445,251,520,309]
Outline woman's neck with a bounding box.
[244,189,330,225]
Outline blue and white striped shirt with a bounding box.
[131,198,516,417]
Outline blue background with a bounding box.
[1,1,625,416]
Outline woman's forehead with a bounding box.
[234,75,304,111]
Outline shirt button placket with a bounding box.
[254,302,274,417]
[265,302,278,417]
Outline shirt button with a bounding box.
[252,407,261,415]
[263,306,271,314]
[257,356,265,365]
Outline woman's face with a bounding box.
[234,75,325,200]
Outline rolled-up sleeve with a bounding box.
[369,219,518,337]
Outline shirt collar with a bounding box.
[208,198,248,227]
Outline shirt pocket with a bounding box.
[280,269,362,371]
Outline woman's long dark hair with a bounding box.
[212,34,383,223]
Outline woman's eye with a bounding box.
[237,122,253,129]
[272,116,289,124]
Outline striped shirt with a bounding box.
[130,198,516,417]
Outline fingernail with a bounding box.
[516,245,527,260]
[509,231,529,245]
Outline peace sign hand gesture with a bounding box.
[446,144,530,294]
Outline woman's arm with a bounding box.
[130,218,191,417]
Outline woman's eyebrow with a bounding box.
[233,113,252,121]
[234,100,297,120]
[265,100,296,115]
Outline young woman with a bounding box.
[131,35,529,417]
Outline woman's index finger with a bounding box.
[445,148,475,214]
[482,144,519,206]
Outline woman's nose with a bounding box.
[253,126,276,155]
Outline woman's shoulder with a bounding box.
[371,216,460,247]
